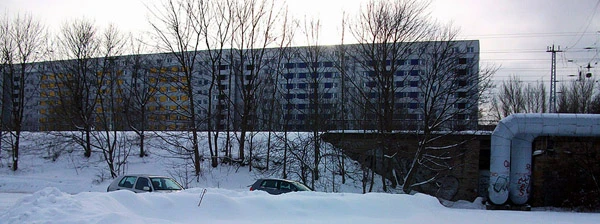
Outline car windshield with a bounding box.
[150,177,183,190]
[292,182,312,191]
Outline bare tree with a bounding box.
[50,18,101,158]
[195,0,233,167]
[0,13,46,170]
[229,0,282,164]
[491,75,547,120]
[94,24,129,178]
[557,78,597,113]
[122,35,162,157]
[347,0,431,191]
[349,0,430,133]
[296,17,339,185]
[256,8,294,171]
[401,24,495,193]
[149,0,204,176]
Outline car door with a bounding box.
[259,179,280,194]
[115,176,137,191]
[278,181,293,194]
[133,177,152,193]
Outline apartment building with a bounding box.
[3,40,479,132]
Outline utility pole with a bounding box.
[547,45,562,113]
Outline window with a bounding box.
[458,58,467,64]
[410,59,419,65]
[323,61,333,67]
[456,114,470,120]
[298,73,307,78]
[298,63,307,68]
[410,70,419,76]
[297,114,306,120]
[297,93,306,99]
[366,81,376,88]
[410,81,418,87]
[395,81,404,87]
[298,104,306,109]
[298,83,307,89]
[135,177,151,190]
[467,47,474,53]
[286,84,294,89]
[409,92,419,98]
[324,83,333,88]
[366,71,376,77]
[260,180,278,189]
[395,71,405,76]
[285,94,294,99]
[453,47,460,53]
[395,92,405,98]
[284,73,294,79]
[323,93,333,99]
[409,103,418,109]
[280,181,292,191]
[284,63,295,69]
[324,72,333,78]
[118,176,137,188]
[310,72,319,78]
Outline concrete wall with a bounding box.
[322,132,488,202]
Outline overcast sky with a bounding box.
[2,0,599,83]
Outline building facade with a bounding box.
[2,40,480,132]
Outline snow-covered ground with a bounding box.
[1,132,599,223]
[2,187,600,224]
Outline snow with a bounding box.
[1,132,599,223]
[2,188,599,224]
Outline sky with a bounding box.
[2,0,600,84]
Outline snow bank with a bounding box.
[2,187,600,224]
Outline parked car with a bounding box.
[107,174,184,193]
[249,178,312,195]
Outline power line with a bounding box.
[458,31,599,40]
[568,0,600,48]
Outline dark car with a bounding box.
[107,174,184,193]
[249,178,312,195]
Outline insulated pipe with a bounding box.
[489,113,600,205]
[509,134,535,205]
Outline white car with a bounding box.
[107,174,184,193]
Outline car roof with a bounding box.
[258,178,300,183]
[119,174,172,179]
